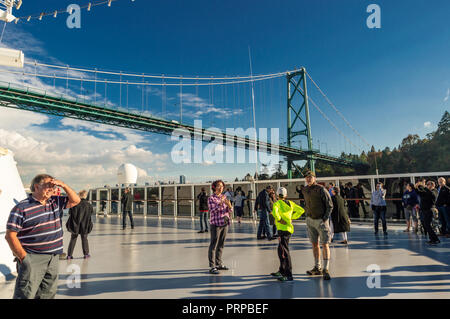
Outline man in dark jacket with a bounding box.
[254,185,274,240]
[298,170,334,280]
[66,190,94,259]
[356,183,369,218]
[121,187,134,230]
[197,188,209,233]
[345,183,358,218]
[415,181,439,244]
[436,177,450,237]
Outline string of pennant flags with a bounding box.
[12,0,135,24]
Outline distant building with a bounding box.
[180,175,186,184]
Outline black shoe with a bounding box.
[383,231,388,236]
[271,271,283,277]
[198,230,205,233]
[257,236,267,240]
[209,267,219,274]
[131,226,134,229]
[272,234,279,238]
[268,237,276,241]
[374,231,378,235]
[278,276,294,282]
[122,227,126,230]
[205,229,208,233]
[306,266,323,276]
[217,265,229,270]
[323,269,331,280]
[427,240,440,245]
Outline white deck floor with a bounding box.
[1,215,449,299]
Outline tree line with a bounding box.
[239,111,449,181]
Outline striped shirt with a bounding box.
[208,193,231,227]
[6,194,69,255]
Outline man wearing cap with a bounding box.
[298,170,334,280]
[254,185,275,240]
[270,187,305,282]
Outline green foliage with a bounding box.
[244,112,449,179]
[322,111,450,175]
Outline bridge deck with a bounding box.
[0,216,449,299]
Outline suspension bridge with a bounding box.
[0,59,371,177]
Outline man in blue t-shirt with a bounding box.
[5,174,80,299]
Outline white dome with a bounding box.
[117,163,138,185]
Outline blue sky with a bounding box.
[0,0,449,189]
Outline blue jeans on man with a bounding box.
[373,205,387,234]
[122,210,134,229]
[199,211,209,232]
[257,209,273,239]
[437,206,450,234]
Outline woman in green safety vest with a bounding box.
[270,187,305,282]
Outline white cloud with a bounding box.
[444,88,450,102]
[424,121,431,128]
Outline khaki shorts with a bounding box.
[306,217,331,245]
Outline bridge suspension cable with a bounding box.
[0,67,287,86]
[297,85,362,153]
[23,60,301,81]
[13,0,133,24]
[306,71,371,148]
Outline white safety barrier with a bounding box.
[0,147,27,282]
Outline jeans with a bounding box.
[373,205,387,233]
[122,210,134,228]
[437,206,450,234]
[199,211,209,231]
[67,233,89,256]
[257,210,273,239]
[208,224,228,268]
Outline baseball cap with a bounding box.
[277,187,287,197]
[304,170,316,177]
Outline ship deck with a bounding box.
[1,216,449,299]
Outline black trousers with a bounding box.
[277,230,292,278]
[67,233,89,256]
[208,224,228,268]
[122,210,134,228]
[422,209,439,242]
[348,202,358,218]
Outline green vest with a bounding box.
[302,184,326,219]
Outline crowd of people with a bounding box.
[196,174,450,281]
[4,172,449,298]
